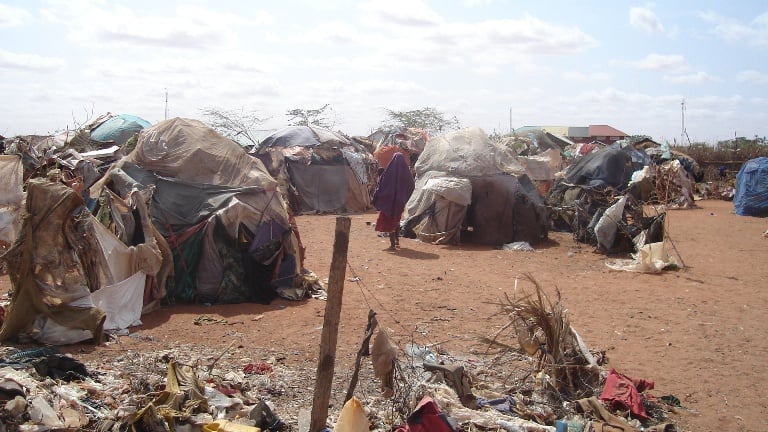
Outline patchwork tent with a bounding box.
[97,118,307,305]
[0,181,164,345]
[1,118,308,344]
[402,127,548,246]
[252,126,377,214]
[734,157,768,216]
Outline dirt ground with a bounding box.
[1,199,767,431]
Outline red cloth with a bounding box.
[395,396,456,432]
[375,211,401,233]
[599,368,655,419]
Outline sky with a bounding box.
[1,0,767,144]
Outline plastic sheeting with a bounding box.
[403,173,471,245]
[91,272,146,330]
[258,125,350,149]
[0,155,23,244]
[562,147,633,190]
[734,157,768,216]
[606,242,672,273]
[0,180,106,344]
[594,196,627,250]
[415,127,525,177]
[518,149,563,181]
[89,114,151,145]
[126,117,276,190]
[255,125,375,214]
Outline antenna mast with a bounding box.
[164,88,169,120]
[680,98,685,146]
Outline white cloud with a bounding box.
[0,3,31,27]
[41,3,272,50]
[698,10,768,48]
[464,0,494,5]
[629,7,664,34]
[562,71,612,82]
[663,72,717,84]
[737,70,768,85]
[0,49,65,71]
[629,53,689,73]
[358,0,444,28]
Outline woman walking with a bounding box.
[373,152,415,250]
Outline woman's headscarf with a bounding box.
[373,153,415,218]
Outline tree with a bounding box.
[285,104,335,128]
[381,107,460,135]
[200,107,271,147]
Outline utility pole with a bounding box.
[509,107,512,135]
[164,88,169,120]
[680,98,685,147]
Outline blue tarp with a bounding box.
[734,157,768,216]
[90,114,151,145]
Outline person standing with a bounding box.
[373,153,414,250]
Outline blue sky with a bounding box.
[1,0,766,144]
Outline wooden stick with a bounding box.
[344,309,378,403]
[310,216,351,432]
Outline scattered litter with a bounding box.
[502,241,535,252]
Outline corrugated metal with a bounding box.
[541,125,569,136]
[568,126,589,138]
[588,125,628,137]
[512,126,542,135]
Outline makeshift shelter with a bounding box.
[0,180,163,345]
[252,126,377,214]
[547,147,665,252]
[54,112,151,153]
[734,157,768,216]
[402,127,548,246]
[97,118,307,305]
[0,154,24,245]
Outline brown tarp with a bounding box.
[0,180,105,343]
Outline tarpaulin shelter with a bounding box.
[0,180,163,345]
[252,126,377,214]
[402,127,548,246]
[96,118,306,305]
[89,114,151,145]
[734,157,768,216]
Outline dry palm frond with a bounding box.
[493,273,602,399]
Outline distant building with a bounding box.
[514,124,629,146]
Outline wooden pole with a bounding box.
[309,216,351,432]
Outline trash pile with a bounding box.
[0,276,681,432]
[545,144,690,273]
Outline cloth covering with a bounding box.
[0,155,24,243]
[0,180,106,344]
[599,368,655,419]
[373,153,415,220]
[395,396,457,432]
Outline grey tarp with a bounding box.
[402,172,471,245]
[403,127,547,246]
[255,126,376,214]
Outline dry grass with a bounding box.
[487,273,603,401]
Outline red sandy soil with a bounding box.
[2,199,767,431]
